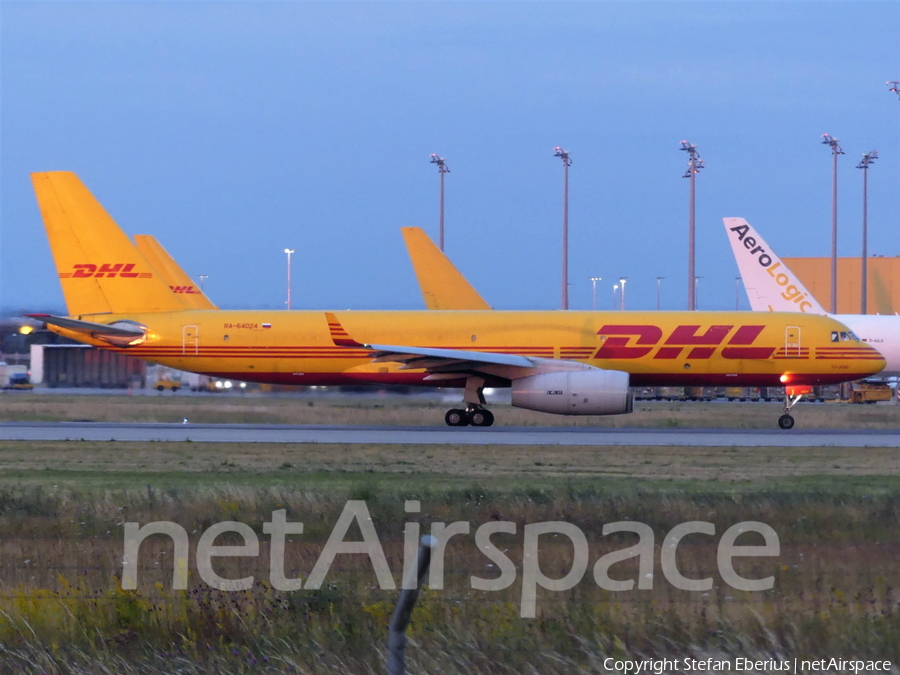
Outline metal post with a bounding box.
[612,284,619,310]
[656,277,664,311]
[589,277,602,311]
[388,536,437,675]
[284,248,295,310]
[857,151,878,314]
[694,276,701,310]
[735,277,741,311]
[822,134,844,314]
[681,141,704,311]
[554,147,572,310]
[430,155,449,251]
[619,277,627,311]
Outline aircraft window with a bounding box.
[831,331,839,342]
[840,331,850,341]
[847,331,860,341]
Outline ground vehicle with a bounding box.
[850,382,893,404]
[154,375,181,392]
[3,372,34,390]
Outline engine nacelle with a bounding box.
[511,369,633,416]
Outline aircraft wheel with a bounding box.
[777,414,795,430]
[468,409,494,427]
[445,409,469,427]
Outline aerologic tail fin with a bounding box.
[134,235,218,310]
[401,227,491,310]
[723,217,826,314]
[32,172,184,316]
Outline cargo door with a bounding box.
[182,325,199,355]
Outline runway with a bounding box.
[1,422,898,447]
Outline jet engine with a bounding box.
[511,369,632,416]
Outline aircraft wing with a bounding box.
[26,314,147,346]
[325,312,536,379]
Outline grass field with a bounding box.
[2,390,900,429]
[0,395,898,673]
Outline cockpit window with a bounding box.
[831,331,839,342]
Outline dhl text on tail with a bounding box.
[27,171,885,428]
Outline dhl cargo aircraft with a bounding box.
[27,172,885,429]
[724,217,900,379]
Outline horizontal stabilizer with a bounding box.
[26,314,147,347]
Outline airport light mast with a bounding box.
[429,154,450,251]
[681,140,704,310]
[735,277,742,310]
[284,248,295,310]
[822,133,844,314]
[888,81,900,100]
[589,277,602,310]
[656,276,664,310]
[198,275,208,292]
[619,277,627,311]
[857,151,878,314]
[554,147,572,310]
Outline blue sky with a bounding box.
[2,1,898,314]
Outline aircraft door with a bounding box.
[785,326,800,358]
[183,325,199,355]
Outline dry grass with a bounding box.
[2,391,900,429]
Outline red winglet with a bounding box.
[325,312,365,347]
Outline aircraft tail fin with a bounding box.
[723,217,826,314]
[134,235,218,310]
[401,227,491,310]
[32,172,185,316]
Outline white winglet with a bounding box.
[723,217,826,315]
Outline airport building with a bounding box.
[783,256,900,315]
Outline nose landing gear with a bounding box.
[777,388,806,430]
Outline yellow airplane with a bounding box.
[28,172,884,429]
[133,235,217,310]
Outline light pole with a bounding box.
[681,140,704,310]
[694,276,701,310]
[822,133,844,314]
[857,151,878,314]
[198,275,208,292]
[284,248,295,310]
[888,81,900,100]
[735,277,742,310]
[656,276,664,310]
[554,147,572,310]
[619,277,627,311]
[429,154,450,251]
[589,277,602,311]
[612,284,619,310]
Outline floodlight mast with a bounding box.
[822,133,844,314]
[554,147,572,310]
[857,151,878,314]
[429,154,450,251]
[656,276,665,310]
[589,277,602,310]
[681,141,704,310]
[888,81,900,101]
[284,248,295,310]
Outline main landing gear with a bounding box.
[777,389,805,430]
[445,376,495,427]
[445,406,495,427]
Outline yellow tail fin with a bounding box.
[401,227,491,310]
[31,172,184,316]
[134,235,218,310]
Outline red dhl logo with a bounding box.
[59,264,152,279]
[170,285,201,294]
[594,324,776,360]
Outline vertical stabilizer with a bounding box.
[32,172,185,316]
[134,235,218,310]
[723,217,826,314]
[401,227,491,310]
